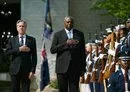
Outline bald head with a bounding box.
[64,16,74,30]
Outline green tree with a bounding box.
[92,0,130,22]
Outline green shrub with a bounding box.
[49,79,59,89]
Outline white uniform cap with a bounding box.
[115,24,125,31]
[126,18,130,23]
[106,28,112,33]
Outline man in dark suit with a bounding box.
[6,20,37,92]
[50,16,86,92]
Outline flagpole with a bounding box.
[40,34,50,91]
[40,0,52,91]
[42,36,45,50]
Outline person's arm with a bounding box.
[6,37,20,56]
[30,37,37,74]
[50,32,68,54]
[127,34,130,46]
[80,32,86,76]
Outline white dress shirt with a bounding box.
[19,34,26,45]
[65,28,73,39]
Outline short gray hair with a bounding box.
[64,16,74,21]
[16,19,27,27]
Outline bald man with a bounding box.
[50,16,86,92]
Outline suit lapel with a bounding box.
[15,36,20,47]
[73,29,78,40]
[25,35,30,45]
[73,29,81,45]
[62,29,68,40]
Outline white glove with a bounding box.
[128,69,130,80]
[115,42,120,49]
[108,49,115,56]
[88,60,92,66]
[99,54,106,59]
[93,56,99,62]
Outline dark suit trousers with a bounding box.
[11,69,30,92]
[57,61,80,92]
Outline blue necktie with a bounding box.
[20,36,24,46]
[68,31,72,39]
